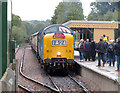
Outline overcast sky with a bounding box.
[12,0,95,21]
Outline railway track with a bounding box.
[15,46,30,54]
[47,74,89,93]
[18,46,89,92]
[47,74,63,93]
[18,47,59,92]
[68,75,89,93]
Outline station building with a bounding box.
[63,20,119,46]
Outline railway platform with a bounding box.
[74,51,120,91]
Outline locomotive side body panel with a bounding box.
[31,32,39,56]
[38,32,43,60]
[31,35,38,52]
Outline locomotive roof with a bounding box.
[42,24,73,35]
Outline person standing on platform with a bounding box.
[84,39,91,61]
[107,40,115,66]
[96,38,106,67]
[115,38,120,71]
[104,39,108,63]
[90,39,96,61]
[78,39,84,62]
[83,41,86,59]
[113,40,116,65]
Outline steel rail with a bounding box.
[47,74,63,93]
[68,75,89,93]
[19,47,59,92]
[15,47,20,54]
[15,46,31,54]
[18,84,32,93]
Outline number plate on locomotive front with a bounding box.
[52,40,67,46]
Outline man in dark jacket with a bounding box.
[107,40,115,66]
[90,40,96,61]
[104,39,108,63]
[96,38,106,67]
[84,39,91,61]
[115,37,120,71]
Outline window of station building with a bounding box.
[59,26,71,34]
[44,26,57,34]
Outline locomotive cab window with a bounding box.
[59,26,71,34]
[44,26,57,34]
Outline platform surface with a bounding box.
[74,51,120,84]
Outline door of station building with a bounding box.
[79,28,94,41]
[79,29,93,40]
[72,28,94,42]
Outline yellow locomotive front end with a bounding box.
[41,25,74,72]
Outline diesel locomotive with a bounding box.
[31,24,74,73]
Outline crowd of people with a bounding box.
[78,37,120,71]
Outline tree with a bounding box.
[103,11,113,21]
[12,26,27,44]
[50,2,84,24]
[12,14,22,27]
[21,22,34,36]
[12,14,51,44]
[88,2,119,21]
[33,22,46,33]
[12,14,28,44]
